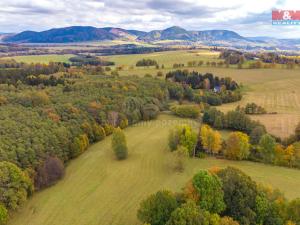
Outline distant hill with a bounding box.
[138,26,193,41]
[3,25,300,50]
[4,26,118,43]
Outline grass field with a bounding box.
[9,114,300,225]
[4,54,75,63]
[105,50,221,72]
[104,50,300,138]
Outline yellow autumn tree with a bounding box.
[225,132,250,160]
[200,125,222,155]
[274,144,285,166]
[285,145,295,167]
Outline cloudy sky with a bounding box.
[0,0,300,38]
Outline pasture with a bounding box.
[9,114,300,225]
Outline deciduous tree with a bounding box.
[200,125,222,155]
[0,162,33,210]
[192,170,225,214]
[225,132,250,160]
[112,127,128,160]
[137,190,178,225]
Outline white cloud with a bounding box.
[0,0,300,38]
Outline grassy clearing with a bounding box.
[9,114,300,225]
[4,54,75,63]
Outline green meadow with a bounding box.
[4,54,75,63]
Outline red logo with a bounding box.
[272,10,300,20]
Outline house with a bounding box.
[213,86,221,93]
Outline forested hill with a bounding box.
[3,26,248,43]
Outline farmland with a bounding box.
[104,50,300,138]
[8,114,300,225]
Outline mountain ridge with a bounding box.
[2,25,255,43]
[3,25,300,50]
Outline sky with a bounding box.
[0,0,300,38]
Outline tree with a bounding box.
[225,132,250,160]
[112,127,128,160]
[0,205,8,225]
[34,156,65,190]
[137,190,178,225]
[214,115,223,129]
[217,167,258,225]
[92,124,106,141]
[179,125,198,156]
[203,78,211,90]
[169,128,180,151]
[200,125,222,155]
[255,191,284,225]
[219,217,240,225]
[250,126,266,145]
[169,125,197,156]
[286,198,300,225]
[172,145,189,172]
[142,104,160,120]
[284,145,296,167]
[192,170,225,214]
[0,162,33,210]
[274,144,286,166]
[166,200,214,225]
[259,134,276,163]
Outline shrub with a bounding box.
[34,156,65,190]
[170,105,200,119]
[112,128,128,160]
